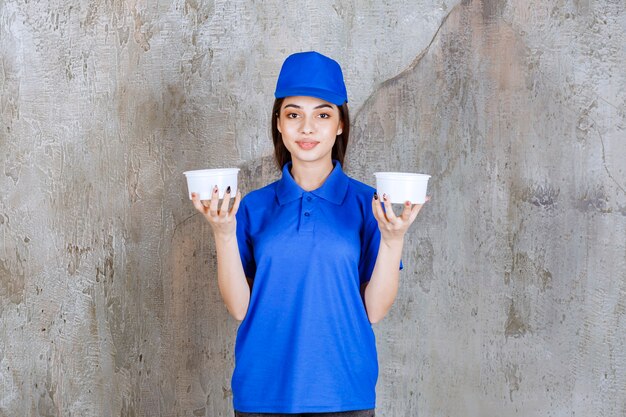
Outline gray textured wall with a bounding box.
[1,1,625,416]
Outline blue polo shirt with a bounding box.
[232,160,395,414]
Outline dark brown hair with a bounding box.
[271,98,350,170]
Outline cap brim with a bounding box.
[275,87,347,106]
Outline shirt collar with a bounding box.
[276,160,350,206]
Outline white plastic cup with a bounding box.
[183,168,240,200]
[373,172,431,204]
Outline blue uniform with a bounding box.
[233,160,400,413]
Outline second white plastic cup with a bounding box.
[183,168,240,200]
[373,172,431,204]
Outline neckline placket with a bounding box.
[300,192,316,233]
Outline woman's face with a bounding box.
[277,96,343,167]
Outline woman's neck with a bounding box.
[290,159,335,191]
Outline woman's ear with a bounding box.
[337,121,343,136]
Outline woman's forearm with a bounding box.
[363,238,404,324]
[214,232,250,321]
[190,190,249,320]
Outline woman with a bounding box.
[191,51,427,416]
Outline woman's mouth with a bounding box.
[296,141,319,150]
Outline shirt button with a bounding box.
[306,196,312,201]
[304,212,310,217]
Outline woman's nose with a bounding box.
[301,116,314,134]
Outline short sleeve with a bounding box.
[235,199,256,279]
[359,217,380,284]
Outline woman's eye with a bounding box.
[287,113,299,119]
[319,113,330,119]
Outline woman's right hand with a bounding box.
[191,186,242,238]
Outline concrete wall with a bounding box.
[1,1,624,416]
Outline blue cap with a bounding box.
[274,51,348,106]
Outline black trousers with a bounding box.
[235,409,375,417]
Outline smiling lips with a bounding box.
[296,140,319,150]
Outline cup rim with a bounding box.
[183,168,240,176]
[373,172,431,179]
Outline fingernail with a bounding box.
[383,193,388,201]
[213,186,218,194]
[226,186,231,194]
[405,201,411,206]
[374,192,378,200]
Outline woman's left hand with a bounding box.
[372,193,429,246]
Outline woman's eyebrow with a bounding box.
[282,103,334,110]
